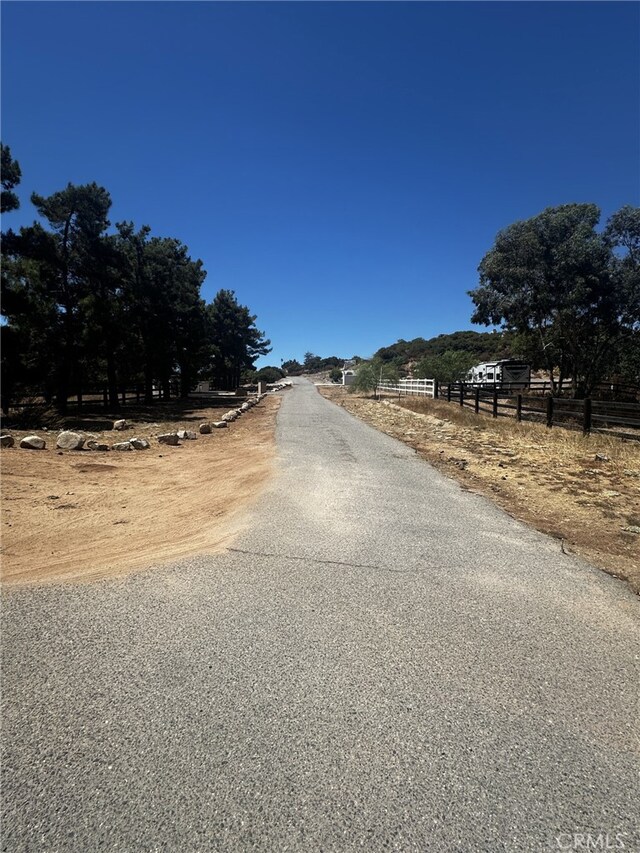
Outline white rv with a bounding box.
[467,359,530,388]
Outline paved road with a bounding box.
[2,378,639,852]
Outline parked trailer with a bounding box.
[467,359,531,389]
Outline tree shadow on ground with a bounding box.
[2,393,252,431]
[60,394,248,431]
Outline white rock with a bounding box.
[20,435,46,450]
[212,421,228,429]
[0,434,15,448]
[113,419,127,431]
[240,403,250,411]
[86,440,110,451]
[177,429,197,440]
[158,433,180,446]
[199,423,212,434]
[56,431,85,451]
[130,438,150,450]
[112,441,133,451]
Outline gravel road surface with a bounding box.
[2,378,639,852]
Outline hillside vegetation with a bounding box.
[374,330,516,365]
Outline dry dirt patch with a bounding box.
[319,386,640,594]
[1,396,280,585]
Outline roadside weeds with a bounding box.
[319,387,640,595]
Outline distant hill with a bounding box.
[373,330,516,366]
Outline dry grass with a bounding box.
[320,386,640,593]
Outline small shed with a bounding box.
[341,359,357,386]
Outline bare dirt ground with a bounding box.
[319,386,640,594]
[1,395,281,585]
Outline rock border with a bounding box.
[0,393,269,454]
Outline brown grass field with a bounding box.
[319,386,640,594]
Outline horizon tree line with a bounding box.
[0,144,271,415]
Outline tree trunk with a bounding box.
[539,328,556,395]
[144,365,154,403]
[56,371,69,415]
[179,361,191,399]
[107,351,120,411]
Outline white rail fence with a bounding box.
[378,379,436,398]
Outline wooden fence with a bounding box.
[11,386,165,412]
[436,384,640,440]
[379,377,638,401]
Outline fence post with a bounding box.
[516,394,522,422]
[103,388,108,410]
[447,385,451,403]
[475,387,480,414]
[434,380,439,399]
[459,383,464,407]
[546,396,554,428]
[492,388,498,418]
[583,398,592,434]
[136,387,141,403]
[121,389,126,406]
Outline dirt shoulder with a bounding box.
[1,395,281,585]
[319,386,640,594]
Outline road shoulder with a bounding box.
[319,386,640,594]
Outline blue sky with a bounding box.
[2,1,638,367]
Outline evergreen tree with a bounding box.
[1,143,21,213]
[206,290,271,390]
[469,204,632,396]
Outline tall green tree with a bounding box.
[29,183,112,409]
[113,223,155,402]
[2,183,113,411]
[282,359,304,375]
[303,352,323,373]
[2,168,270,414]
[1,143,21,213]
[604,205,640,329]
[1,144,25,411]
[1,235,60,412]
[349,359,398,397]
[604,205,640,385]
[469,204,630,396]
[115,223,208,401]
[415,350,476,384]
[206,290,271,390]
